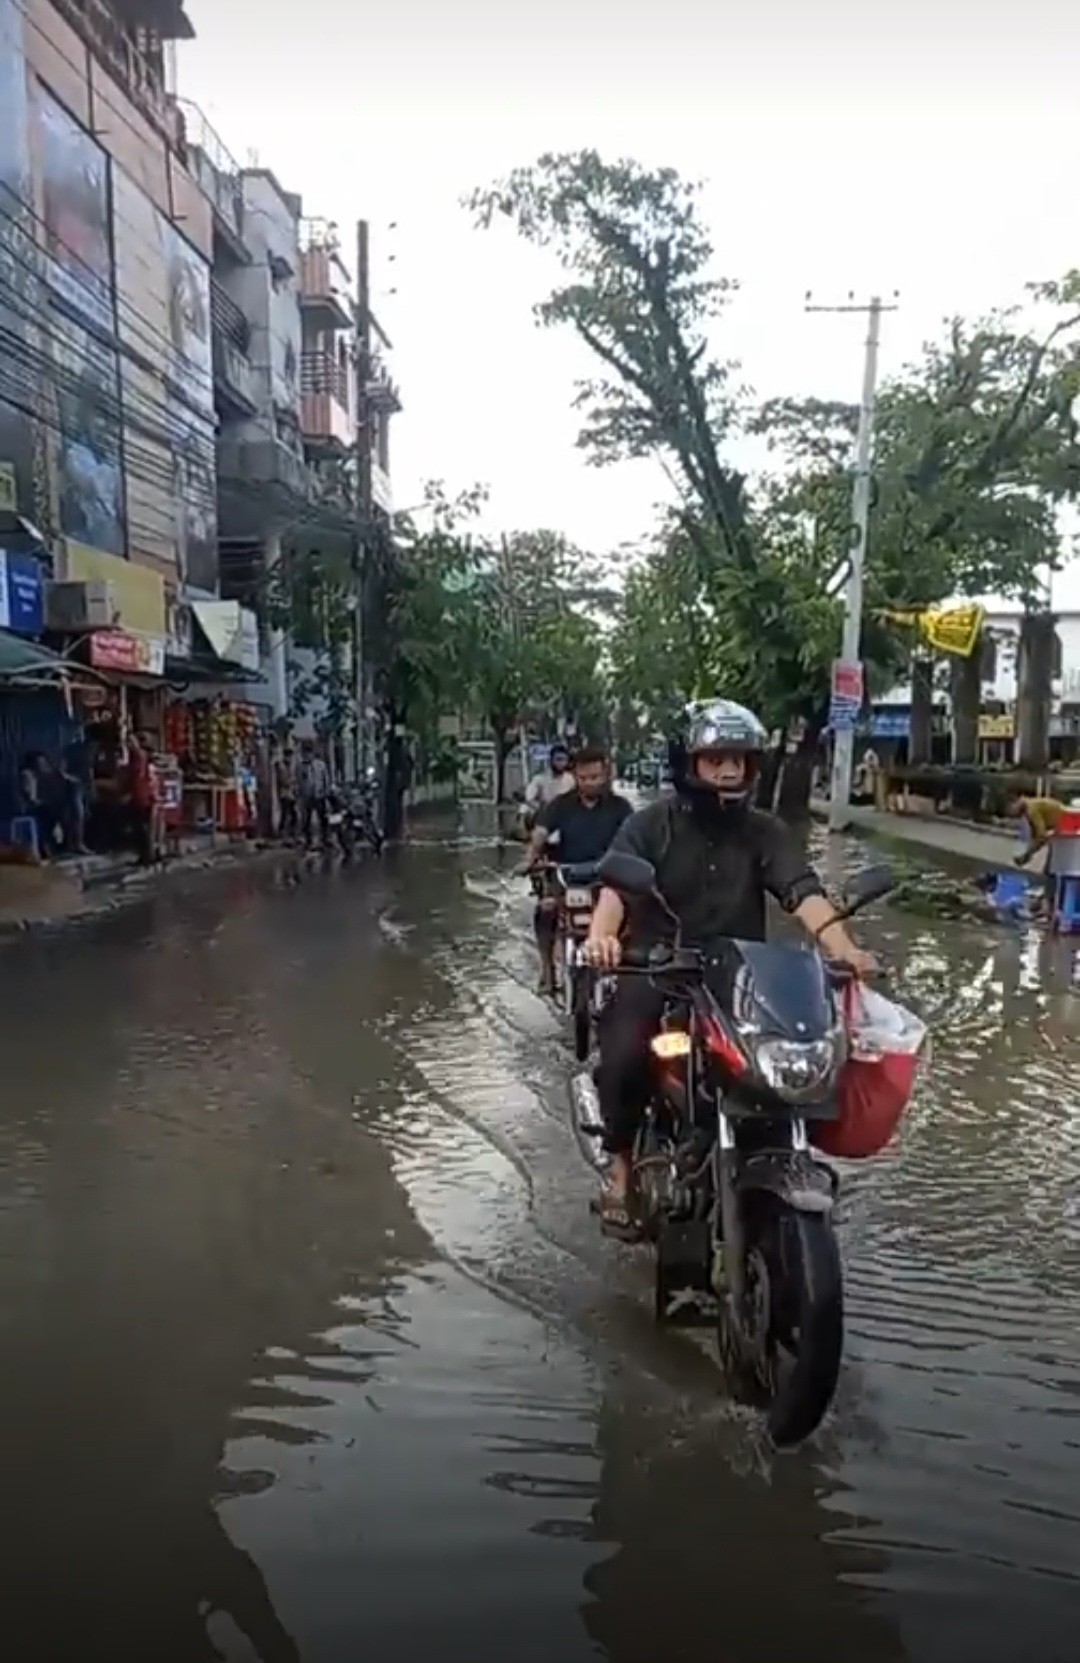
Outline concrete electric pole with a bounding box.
[806,292,898,832]
[353,219,373,781]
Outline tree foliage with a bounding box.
[471,151,1080,753]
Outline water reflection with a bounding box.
[2,837,1080,1661]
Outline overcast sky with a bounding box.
[179,0,1080,604]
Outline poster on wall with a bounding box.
[33,81,114,333]
[160,217,217,594]
[0,1,40,526]
[50,309,125,555]
[111,169,175,571]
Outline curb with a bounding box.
[810,803,1017,875]
[0,843,290,943]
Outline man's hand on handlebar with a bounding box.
[583,933,622,970]
[830,944,880,979]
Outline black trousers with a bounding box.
[596,975,667,1156]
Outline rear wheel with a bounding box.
[717,1195,843,1447]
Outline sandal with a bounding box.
[597,1182,642,1242]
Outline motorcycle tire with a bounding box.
[572,971,591,1061]
[716,1194,843,1448]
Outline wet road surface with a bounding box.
[2,831,1080,1661]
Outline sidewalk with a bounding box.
[810,798,1018,872]
[0,837,281,939]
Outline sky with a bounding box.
[178,0,1080,603]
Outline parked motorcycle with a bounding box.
[569,850,897,1446]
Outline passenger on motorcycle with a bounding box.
[522,743,574,829]
[525,746,633,995]
[582,699,875,1235]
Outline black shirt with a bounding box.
[609,796,824,945]
[539,789,634,866]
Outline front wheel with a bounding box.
[572,969,591,1060]
[717,1197,843,1447]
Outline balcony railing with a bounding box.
[174,99,244,247]
[212,335,257,415]
[210,278,251,352]
[301,351,350,409]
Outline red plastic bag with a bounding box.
[813,984,926,1160]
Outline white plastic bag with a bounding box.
[846,985,927,1061]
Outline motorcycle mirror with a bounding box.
[597,850,657,897]
[840,863,894,914]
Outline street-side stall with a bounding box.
[162,694,260,837]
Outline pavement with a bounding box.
[810,797,1019,871]
[0,837,282,937]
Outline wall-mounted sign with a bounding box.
[89,629,165,676]
[978,713,1014,740]
[0,549,44,634]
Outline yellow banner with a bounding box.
[978,714,1014,740]
[63,541,166,638]
[877,603,985,658]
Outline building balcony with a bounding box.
[173,99,249,262]
[371,461,393,516]
[210,278,251,351]
[51,0,192,136]
[300,351,353,450]
[366,350,402,416]
[298,220,353,331]
[212,335,258,418]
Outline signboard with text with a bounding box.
[828,659,864,733]
[0,549,44,635]
[89,629,165,676]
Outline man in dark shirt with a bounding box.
[525,746,633,993]
[583,699,875,1234]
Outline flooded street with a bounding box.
[3,830,1080,1662]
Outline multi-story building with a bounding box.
[0,0,212,672]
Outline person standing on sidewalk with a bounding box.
[298,740,331,849]
[274,743,300,843]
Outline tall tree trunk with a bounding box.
[950,651,981,765]
[909,655,935,765]
[1016,610,1055,773]
[775,721,822,823]
[755,743,783,812]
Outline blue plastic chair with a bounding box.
[5,815,40,857]
[1053,875,1080,934]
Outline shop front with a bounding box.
[161,596,265,838]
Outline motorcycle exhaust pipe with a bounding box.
[569,1071,610,1174]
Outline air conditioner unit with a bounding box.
[46,580,118,631]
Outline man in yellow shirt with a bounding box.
[1009,791,1064,870]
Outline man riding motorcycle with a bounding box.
[582,699,876,1236]
[525,746,633,995]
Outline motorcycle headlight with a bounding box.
[753,1035,838,1102]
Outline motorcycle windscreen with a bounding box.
[704,940,834,1037]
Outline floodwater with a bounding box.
[2,826,1080,1662]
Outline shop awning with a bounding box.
[0,630,69,680]
[190,600,261,676]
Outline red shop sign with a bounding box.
[89,630,163,675]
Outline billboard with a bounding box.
[0,0,44,528]
[160,217,216,593]
[112,171,218,591]
[29,80,126,559]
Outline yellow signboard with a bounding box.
[63,541,166,638]
[978,714,1014,740]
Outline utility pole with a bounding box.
[352,219,373,781]
[806,292,898,831]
